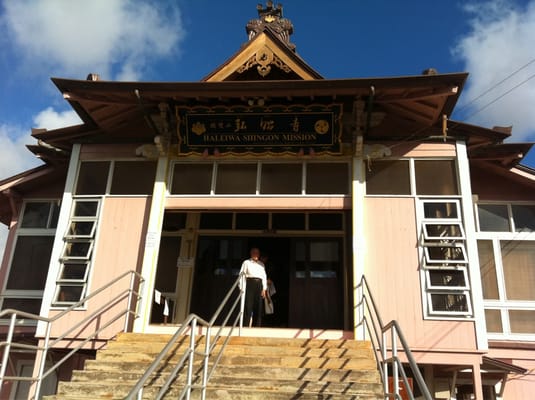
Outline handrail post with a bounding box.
[201,326,211,400]
[382,330,388,396]
[392,327,399,400]
[0,313,17,387]
[185,318,197,400]
[124,271,135,332]
[239,273,245,335]
[33,321,52,400]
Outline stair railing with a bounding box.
[356,275,433,400]
[127,272,245,400]
[0,270,144,400]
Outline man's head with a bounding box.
[250,247,260,261]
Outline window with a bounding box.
[261,163,302,194]
[366,160,411,195]
[478,239,535,337]
[75,160,156,196]
[419,200,472,317]
[1,200,59,315]
[478,204,510,232]
[169,161,350,196]
[53,199,101,306]
[171,163,213,195]
[306,163,349,194]
[414,160,458,196]
[110,161,157,195]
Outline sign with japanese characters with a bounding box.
[176,104,342,155]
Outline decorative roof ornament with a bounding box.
[246,1,295,50]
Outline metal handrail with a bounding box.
[127,273,246,400]
[0,270,144,399]
[357,275,432,400]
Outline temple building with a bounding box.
[0,3,534,399]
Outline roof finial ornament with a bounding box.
[246,2,295,50]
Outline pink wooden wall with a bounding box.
[46,197,150,342]
[363,197,478,355]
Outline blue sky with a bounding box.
[1,1,535,177]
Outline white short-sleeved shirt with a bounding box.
[240,259,267,291]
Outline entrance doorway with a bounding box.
[189,236,343,329]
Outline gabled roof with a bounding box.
[203,29,323,82]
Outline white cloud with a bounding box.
[453,0,535,140]
[0,124,41,264]
[1,0,184,80]
[33,107,81,130]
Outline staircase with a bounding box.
[46,332,383,399]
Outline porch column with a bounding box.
[456,140,488,351]
[134,155,170,332]
[352,157,366,339]
[472,362,484,400]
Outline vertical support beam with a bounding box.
[352,157,366,339]
[456,140,488,351]
[134,155,170,332]
[472,362,484,400]
[424,365,435,399]
[37,144,81,337]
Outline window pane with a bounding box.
[310,241,339,278]
[366,160,410,195]
[110,161,156,195]
[75,161,110,195]
[509,310,535,334]
[478,204,510,232]
[199,213,233,229]
[309,213,344,230]
[67,221,95,237]
[60,263,89,280]
[7,236,53,290]
[73,201,99,217]
[154,236,181,293]
[430,293,469,313]
[235,213,268,230]
[424,202,459,219]
[63,241,92,259]
[49,201,60,228]
[424,223,463,239]
[261,163,302,194]
[306,163,349,194]
[428,269,466,288]
[216,164,257,194]
[1,298,42,315]
[162,212,187,232]
[272,213,305,230]
[501,241,535,301]
[426,246,466,263]
[415,160,458,195]
[485,309,503,333]
[171,164,213,195]
[512,204,535,232]
[21,202,51,228]
[477,240,499,300]
[55,286,85,303]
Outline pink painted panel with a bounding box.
[386,142,456,158]
[166,196,351,209]
[47,197,151,341]
[471,162,535,201]
[363,197,477,352]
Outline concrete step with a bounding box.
[76,364,380,384]
[53,377,383,399]
[46,333,384,400]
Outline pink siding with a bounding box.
[363,197,477,353]
[486,347,535,399]
[47,197,150,341]
[166,197,351,209]
[388,142,456,158]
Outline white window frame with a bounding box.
[425,266,470,290]
[422,222,465,241]
[427,290,473,316]
[0,200,60,319]
[423,243,468,264]
[168,160,351,197]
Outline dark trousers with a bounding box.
[245,278,263,327]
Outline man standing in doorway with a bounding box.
[240,248,267,327]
